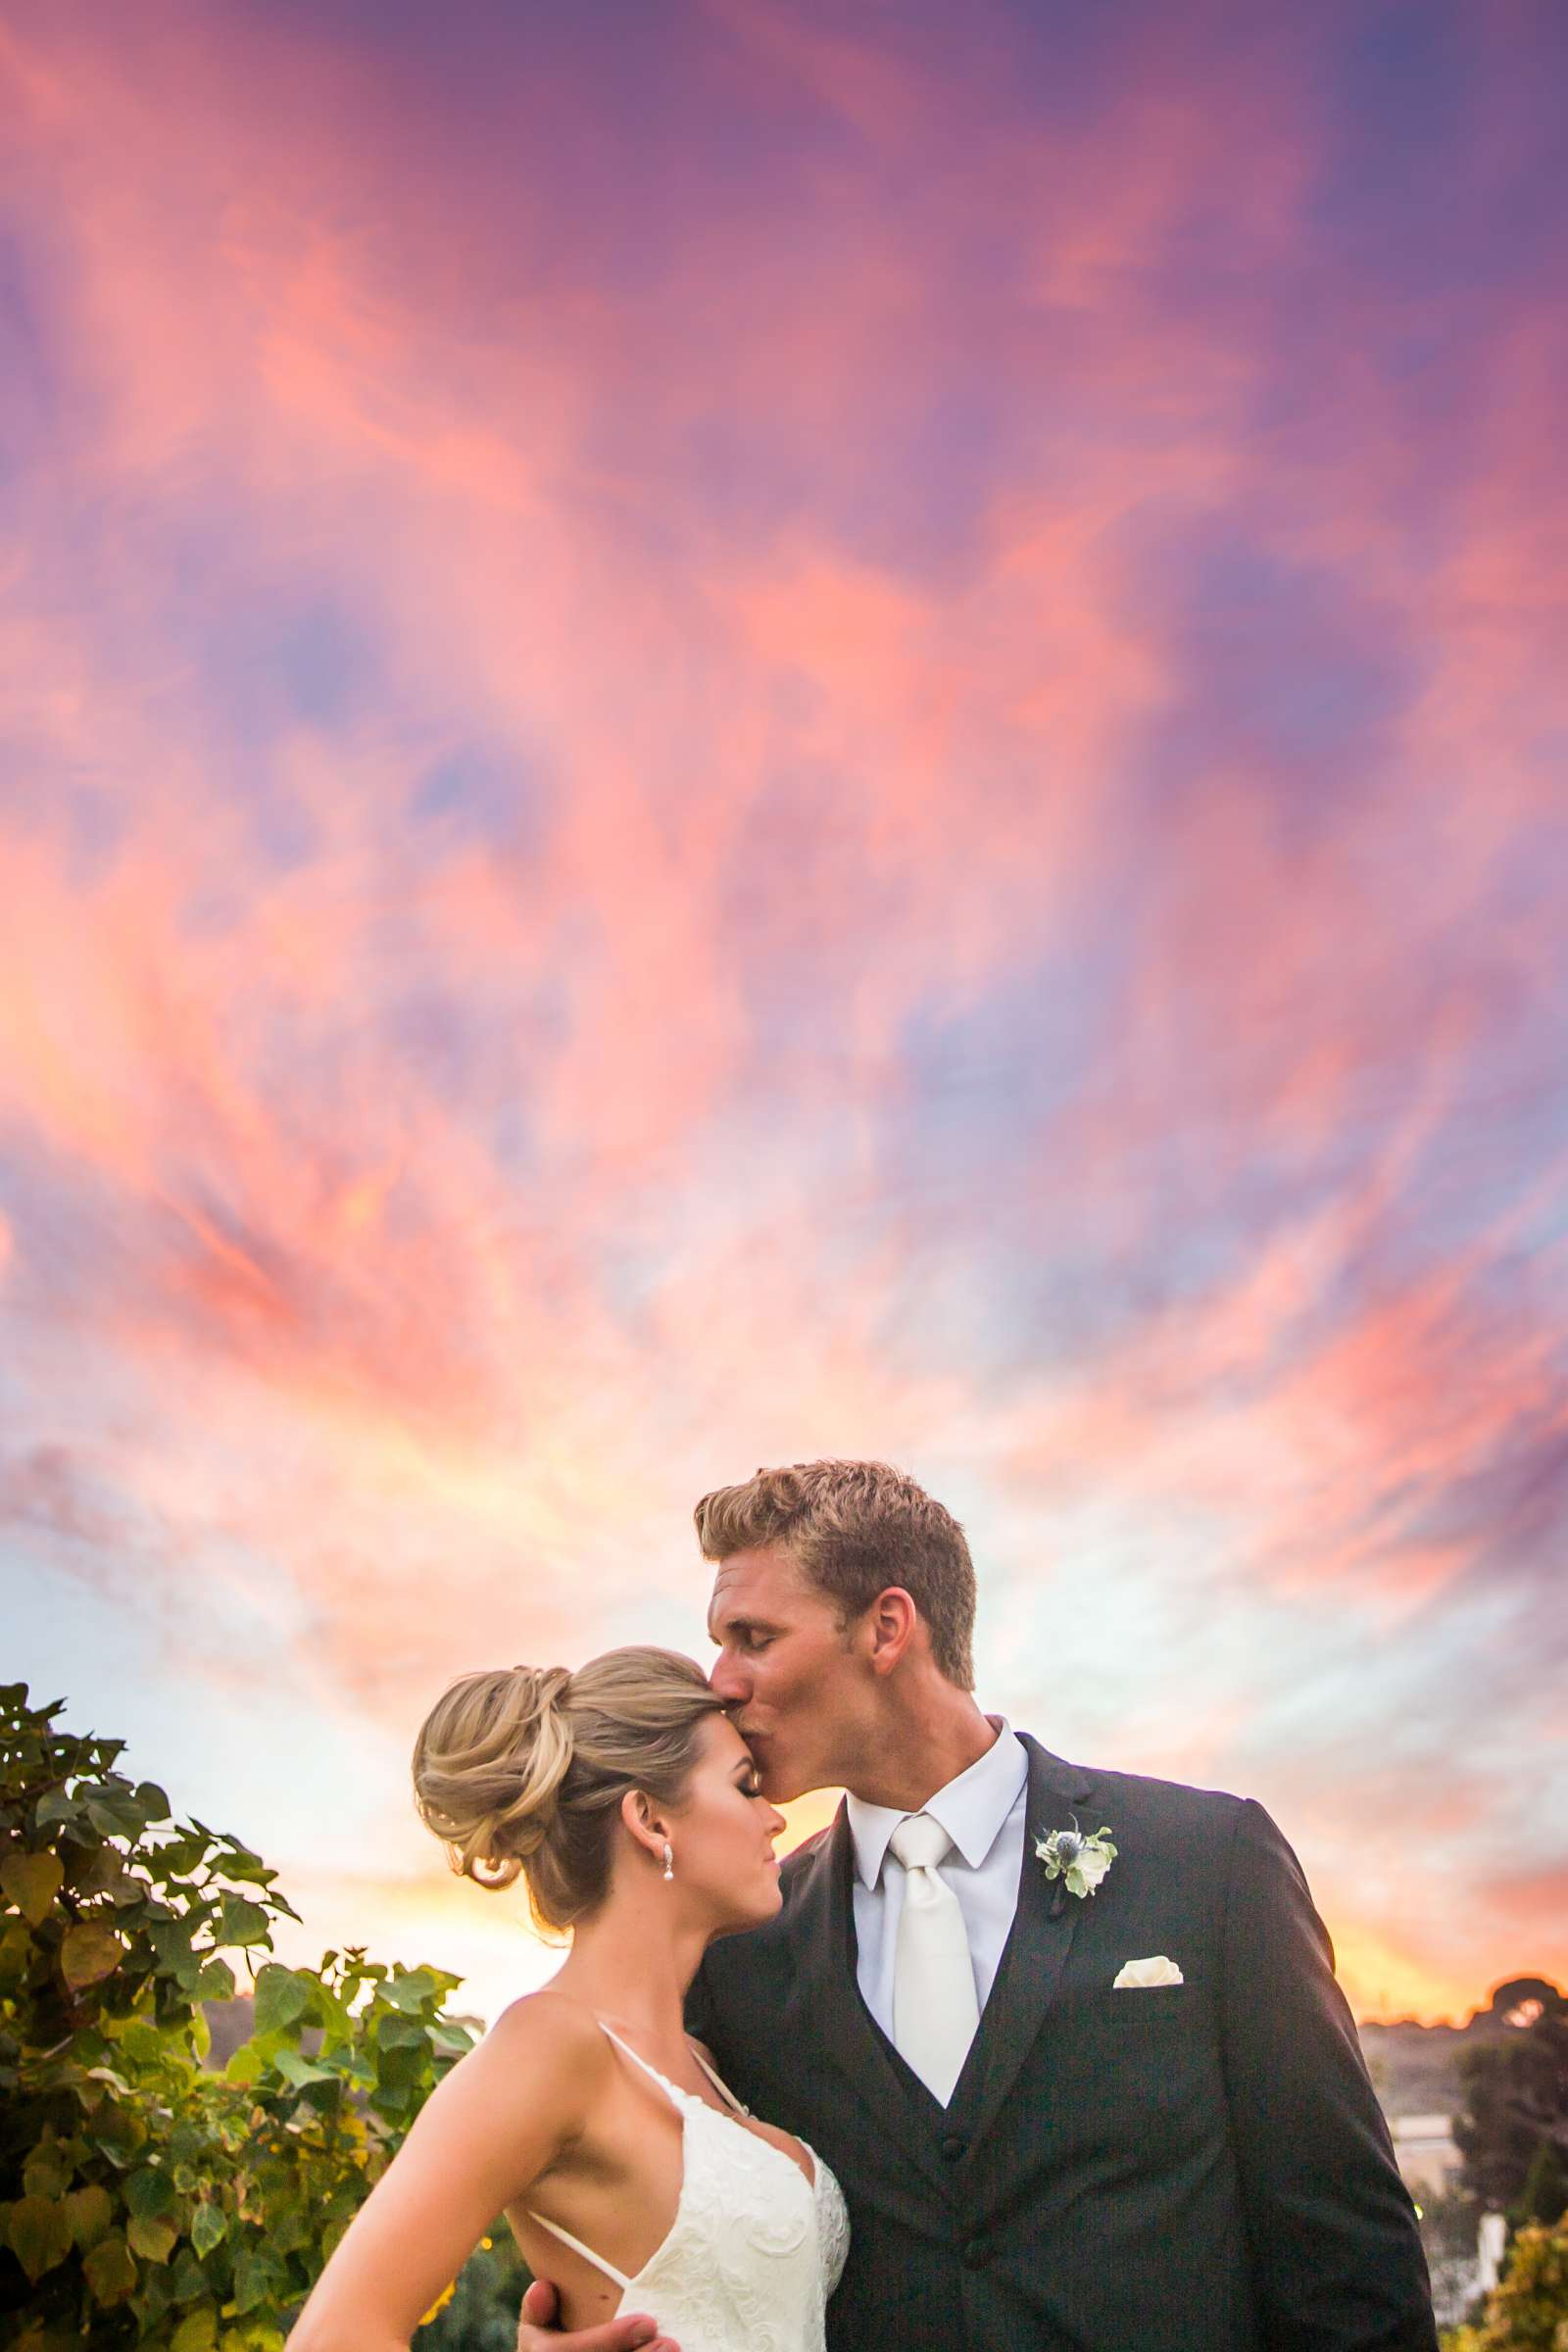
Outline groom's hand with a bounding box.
[515,2275,680,2352]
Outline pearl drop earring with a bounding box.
[662,1841,674,1882]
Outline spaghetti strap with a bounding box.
[689,2040,751,2120]
[599,2022,684,2100]
[523,2022,682,2293]
[603,2022,750,2125]
[526,2208,635,2294]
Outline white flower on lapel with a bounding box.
[1113,1955,1184,1988]
[1033,1818,1116,1900]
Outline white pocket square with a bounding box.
[1113,1955,1184,1988]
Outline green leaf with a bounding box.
[270,2046,337,2088]
[215,1840,274,1887]
[375,2041,430,2090]
[190,2200,228,2257]
[84,2102,146,2162]
[374,2014,431,2052]
[132,2258,176,2329]
[60,1918,122,1991]
[148,1916,205,1988]
[171,2245,209,2302]
[33,1788,79,1830]
[135,1782,172,1822]
[127,2211,178,2263]
[252,1964,312,2036]
[85,1786,147,1840]
[124,2166,177,2221]
[227,2242,288,2315]
[7,2194,74,2282]
[224,2041,262,2085]
[154,1832,216,1878]
[212,1895,270,1948]
[64,2183,115,2249]
[1,1851,64,1925]
[268,2199,312,2256]
[83,2229,140,2306]
[24,2143,73,2199]
[115,2015,167,2066]
[171,2299,220,2352]
[0,1916,33,1982]
[381,1966,448,2015]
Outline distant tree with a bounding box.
[1512,2136,1568,2233]
[1454,1983,1568,2218]
[0,1682,482,2349]
[1491,1983,1562,2031]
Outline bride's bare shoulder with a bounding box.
[467,1988,614,2094]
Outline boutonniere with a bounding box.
[1034,1818,1117,1917]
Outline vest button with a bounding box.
[941,2133,967,2162]
[962,2235,989,2270]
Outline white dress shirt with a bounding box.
[846,1716,1028,2039]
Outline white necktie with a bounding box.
[889,1813,980,2105]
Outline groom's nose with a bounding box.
[709,1649,749,1705]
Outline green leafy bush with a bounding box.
[0,1683,480,2349]
[1441,2217,1568,2351]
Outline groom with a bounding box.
[520,1458,1437,2352]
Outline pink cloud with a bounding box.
[3,0,1564,2025]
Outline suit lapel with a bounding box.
[964,1735,1093,2152]
[782,1801,951,2193]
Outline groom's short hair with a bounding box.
[694,1459,976,1690]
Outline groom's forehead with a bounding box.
[706,1545,806,1637]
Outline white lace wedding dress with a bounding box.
[528,2025,850,2352]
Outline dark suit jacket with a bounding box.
[687,1737,1436,2352]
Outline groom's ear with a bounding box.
[863,1586,918,1677]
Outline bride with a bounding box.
[290,1646,849,2352]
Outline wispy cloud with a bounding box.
[2,0,1565,2020]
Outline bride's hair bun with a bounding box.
[412,1646,723,1932]
[412,1664,575,1890]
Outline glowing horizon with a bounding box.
[3,0,1566,2030]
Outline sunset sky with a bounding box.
[3,0,1566,2031]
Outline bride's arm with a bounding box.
[289,1993,610,2352]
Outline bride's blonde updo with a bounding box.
[411,1646,727,1933]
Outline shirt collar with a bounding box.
[846,1716,1028,1890]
